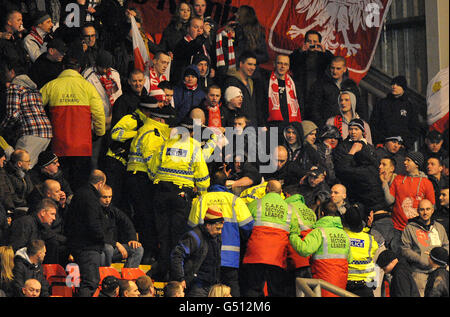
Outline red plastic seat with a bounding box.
[43,264,67,284]
[43,264,75,297]
[121,268,145,281]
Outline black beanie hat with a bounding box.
[391,75,408,91]
[348,118,365,133]
[430,247,448,267]
[406,151,424,168]
[37,151,58,168]
[376,250,397,268]
[33,11,51,26]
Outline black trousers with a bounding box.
[220,266,240,297]
[71,249,102,297]
[126,171,158,259]
[346,280,375,297]
[103,156,129,215]
[241,263,288,297]
[152,182,193,280]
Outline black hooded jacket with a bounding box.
[334,138,387,215]
[307,71,366,127]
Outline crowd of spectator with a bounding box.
[0,0,448,298]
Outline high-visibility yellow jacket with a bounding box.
[243,192,294,268]
[148,133,210,193]
[344,228,379,283]
[239,181,285,204]
[40,69,105,157]
[106,109,147,166]
[188,185,254,268]
[127,117,171,174]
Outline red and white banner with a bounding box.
[130,15,151,76]
[130,0,392,83]
[427,67,449,133]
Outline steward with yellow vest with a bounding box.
[148,118,210,281]
[241,180,295,297]
[283,184,317,296]
[124,94,176,264]
[343,204,379,297]
[188,170,254,296]
[290,198,353,297]
[40,56,105,191]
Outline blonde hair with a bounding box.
[208,284,231,297]
[0,246,15,282]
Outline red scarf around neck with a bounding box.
[29,26,44,45]
[267,72,301,123]
[207,102,222,128]
[98,70,118,106]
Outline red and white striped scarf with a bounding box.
[29,26,45,46]
[98,70,118,106]
[149,67,167,91]
[267,72,301,123]
[216,27,235,69]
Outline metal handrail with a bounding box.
[296,278,359,297]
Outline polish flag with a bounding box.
[427,67,449,133]
[130,15,151,77]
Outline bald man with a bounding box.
[22,279,41,297]
[400,199,449,296]
[262,145,304,186]
[189,107,206,125]
[242,178,294,296]
[330,184,347,214]
[266,179,283,194]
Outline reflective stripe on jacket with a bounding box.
[243,192,293,268]
[345,229,378,282]
[290,216,352,297]
[127,118,170,174]
[188,190,254,268]
[149,133,210,193]
[285,194,317,269]
[106,110,147,166]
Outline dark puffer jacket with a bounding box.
[12,247,50,297]
[173,65,206,123]
[370,93,420,150]
[5,162,34,209]
[334,138,387,215]
[307,72,367,127]
[170,225,221,288]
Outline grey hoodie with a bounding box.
[401,217,449,273]
[326,90,373,144]
[11,74,38,90]
[15,247,33,264]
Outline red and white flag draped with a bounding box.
[130,15,151,77]
[132,0,392,83]
[427,67,449,133]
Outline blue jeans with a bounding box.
[103,243,144,268]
